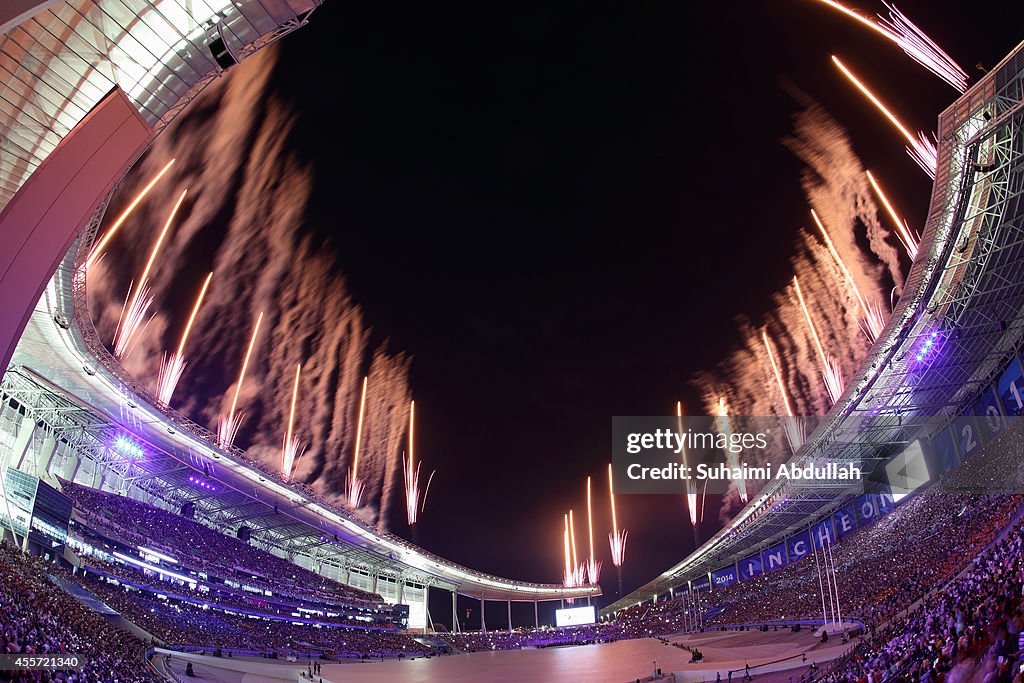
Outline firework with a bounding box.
[810,1,967,93]
[607,463,628,568]
[113,189,188,358]
[87,159,177,269]
[831,56,937,177]
[676,401,699,527]
[586,476,602,585]
[563,514,575,587]
[156,272,213,406]
[794,276,846,403]
[217,311,264,450]
[716,398,748,503]
[569,508,578,572]
[880,3,968,91]
[112,280,154,359]
[762,329,805,452]
[811,209,887,340]
[281,364,304,479]
[866,170,920,259]
[403,400,435,526]
[346,376,368,508]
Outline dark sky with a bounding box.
[260,1,1022,623]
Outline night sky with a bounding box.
[247,1,1021,624]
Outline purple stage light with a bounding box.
[913,329,943,364]
[113,434,144,458]
[187,474,218,492]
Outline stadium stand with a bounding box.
[0,541,159,682]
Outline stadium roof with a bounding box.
[0,0,320,213]
[603,39,1024,615]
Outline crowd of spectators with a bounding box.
[61,481,380,608]
[82,579,427,658]
[819,514,1024,682]
[73,555,388,629]
[703,493,1021,627]
[437,623,619,652]
[0,541,158,682]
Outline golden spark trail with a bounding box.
[217,311,263,449]
[677,401,698,526]
[811,209,886,340]
[763,330,806,451]
[124,189,187,323]
[794,276,845,403]
[177,273,213,358]
[810,0,967,92]
[831,56,936,176]
[569,508,578,570]
[406,400,416,523]
[563,514,573,586]
[586,477,595,563]
[717,397,748,503]
[113,189,187,358]
[352,376,368,478]
[346,376,369,508]
[867,170,919,258]
[87,159,176,269]
[402,400,432,525]
[586,476,601,584]
[608,464,618,537]
[762,330,794,417]
[607,463,628,568]
[157,272,213,405]
[281,363,303,478]
[286,364,300,450]
[794,276,826,364]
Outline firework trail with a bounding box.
[92,48,412,527]
[157,272,212,406]
[563,514,573,587]
[607,463,627,568]
[812,209,887,340]
[113,189,187,358]
[403,400,435,526]
[569,508,579,572]
[561,513,584,589]
[810,0,968,92]
[217,311,263,450]
[715,398,748,503]
[793,276,845,403]
[763,329,805,452]
[831,56,937,178]
[112,280,154,360]
[87,159,176,270]
[676,401,699,527]
[346,376,368,508]
[585,476,602,585]
[866,170,919,258]
[880,3,968,92]
[280,363,305,480]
